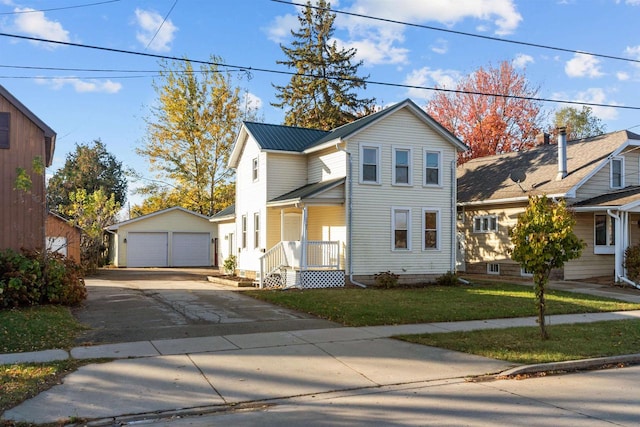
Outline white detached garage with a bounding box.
[107,207,217,268]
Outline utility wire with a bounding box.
[1,31,639,111]
[0,0,120,15]
[145,0,178,51]
[272,0,640,65]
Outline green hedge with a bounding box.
[0,249,86,308]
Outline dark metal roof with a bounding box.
[244,122,329,152]
[268,177,345,204]
[210,204,235,220]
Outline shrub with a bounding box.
[374,271,399,289]
[0,249,86,308]
[223,255,237,275]
[624,244,640,283]
[435,271,460,286]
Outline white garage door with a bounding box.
[172,232,211,267]
[127,232,168,267]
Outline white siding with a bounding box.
[576,149,640,201]
[308,147,347,183]
[266,152,307,200]
[217,220,236,268]
[234,137,266,274]
[346,108,458,276]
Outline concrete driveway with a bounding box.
[73,268,340,345]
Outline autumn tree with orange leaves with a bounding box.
[426,61,546,164]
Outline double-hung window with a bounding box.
[392,208,411,251]
[0,112,9,149]
[473,215,498,233]
[393,147,412,185]
[594,213,615,254]
[241,215,247,249]
[424,150,441,186]
[254,213,260,249]
[610,157,624,189]
[252,158,259,182]
[423,209,439,250]
[360,144,381,184]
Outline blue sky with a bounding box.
[1,0,640,209]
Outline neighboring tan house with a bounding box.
[457,129,640,283]
[46,212,82,262]
[107,207,218,268]
[0,84,56,253]
[226,99,468,288]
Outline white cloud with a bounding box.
[617,71,630,81]
[347,0,522,35]
[404,67,461,101]
[243,92,263,110]
[339,35,410,65]
[512,53,534,69]
[625,0,640,5]
[36,78,122,94]
[134,8,177,52]
[264,14,298,43]
[12,7,70,49]
[553,88,619,121]
[565,53,604,78]
[431,39,448,54]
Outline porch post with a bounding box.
[301,206,308,272]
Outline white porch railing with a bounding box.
[259,240,341,288]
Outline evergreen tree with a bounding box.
[272,0,375,130]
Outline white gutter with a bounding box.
[336,143,366,288]
[458,193,568,207]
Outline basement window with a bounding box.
[487,263,500,275]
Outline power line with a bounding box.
[272,0,640,65]
[1,31,639,111]
[145,0,178,51]
[0,0,120,15]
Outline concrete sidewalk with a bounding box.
[3,309,640,425]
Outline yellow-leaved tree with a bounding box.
[135,56,249,216]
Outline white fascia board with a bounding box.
[457,193,567,207]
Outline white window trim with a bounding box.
[610,156,624,189]
[422,208,440,251]
[391,207,412,251]
[473,215,499,233]
[252,157,259,182]
[392,146,413,186]
[423,149,443,187]
[360,143,382,185]
[520,267,533,277]
[594,213,615,255]
[487,263,500,275]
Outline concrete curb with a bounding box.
[497,353,640,377]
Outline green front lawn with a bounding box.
[245,282,640,326]
[398,319,640,364]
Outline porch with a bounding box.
[258,240,345,288]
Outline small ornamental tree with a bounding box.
[509,195,584,339]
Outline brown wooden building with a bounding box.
[0,84,56,253]
[46,212,82,262]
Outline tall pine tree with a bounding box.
[272,0,375,130]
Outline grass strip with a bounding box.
[397,319,640,364]
[245,283,640,327]
[0,305,87,353]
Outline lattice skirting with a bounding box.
[299,270,345,289]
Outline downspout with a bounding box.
[451,159,457,273]
[336,143,367,288]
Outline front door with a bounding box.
[283,212,302,241]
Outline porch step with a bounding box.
[207,275,256,288]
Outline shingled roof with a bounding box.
[457,130,640,204]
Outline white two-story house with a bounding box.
[211,99,468,288]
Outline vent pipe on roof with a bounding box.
[556,127,567,180]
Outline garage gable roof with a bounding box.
[106,206,210,231]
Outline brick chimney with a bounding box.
[556,127,567,180]
[536,132,550,145]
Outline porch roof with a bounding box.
[267,177,345,207]
[571,186,640,211]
